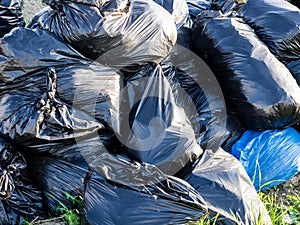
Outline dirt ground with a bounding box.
[275,173,300,205]
[22,0,44,24]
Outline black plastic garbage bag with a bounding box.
[192,11,300,130]
[2,63,123,131]
[290,0,300,8]
[85,150,271,225]
[0,0,24,38]
[210,0,246,15]
[0,137,44,225]
[46,64,122,130]
[29,0,177,66]
[240,0,300,62]
[186,0,212,19]
[0,27,86,83]
[286,61,300,85]
[161,47,243,151]
[0,27,122,130]
[153,0,189,29]
[0,27,124,161]
[84,153,209,225]
[27,156,90,219]
[84,172,208,225]
[0,68,119,161]
[118,63,202,175]
[184,148,272,225]
[0,66,104,157]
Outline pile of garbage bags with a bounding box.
[1,0,300,224]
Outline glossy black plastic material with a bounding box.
[211,0,237,14]
[29,0,177,66]
[0,0,24,38]
[286,61,300,85]
[0,27,121,132]
[0,138,44,225]
[119,64,202,175]
[192,12,300,130]
[0,27,86,83]
[186,0,212,18]
[84,148,271,225]
[184,149,272,225]
[290,0,300,8]
[27,156,89,218]
[161,47,243,151]
[240,0,300,62]
[0,66,104,156]
[84,151,209,225]
[153,0,189,29]
[84,170,208,225]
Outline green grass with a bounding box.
[22,192,82,225]
[193,185,300,225]
[258,190,288,225]
[20,185,300,225]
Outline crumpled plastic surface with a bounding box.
[84,168,208,225]
[0,27,122,131]
[30,0,177,66]
[0,66,103,155]
[192,11,300,130]
[183,148,272,225]
[240,0,300,62]
[211,0,243,15]
[0,27,86,83]
[0,137,44,225]
[232,128,300,191]
[119,63,202,175]
[0,0,24,38]
[0,10,272,225]
[84,147,271,225]
[186,0,212,19]
[153,0,189,29]
[0,28,126,160]
[27,156,89,218]
[161,47,243,151]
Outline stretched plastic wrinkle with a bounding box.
[232,128,300,191]
[29,0,177,66]
[152,0,189,29]
[186,0,212,18]
[211,0,247,16]
[240,0,300,62]
[0,27,86,83]
[0,137,44,225]
[184,148,272,225]
[0,27,122,130]
[45,0,109,7]
[118,64,202,175]
[27,156,90,218]
[3,64,123,131]
[0,0,24,38]
[84,153,209,225]
[0,66,105,157]
[192,11,300,130]
[161,47,243,152]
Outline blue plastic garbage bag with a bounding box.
[232,128,300,191]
